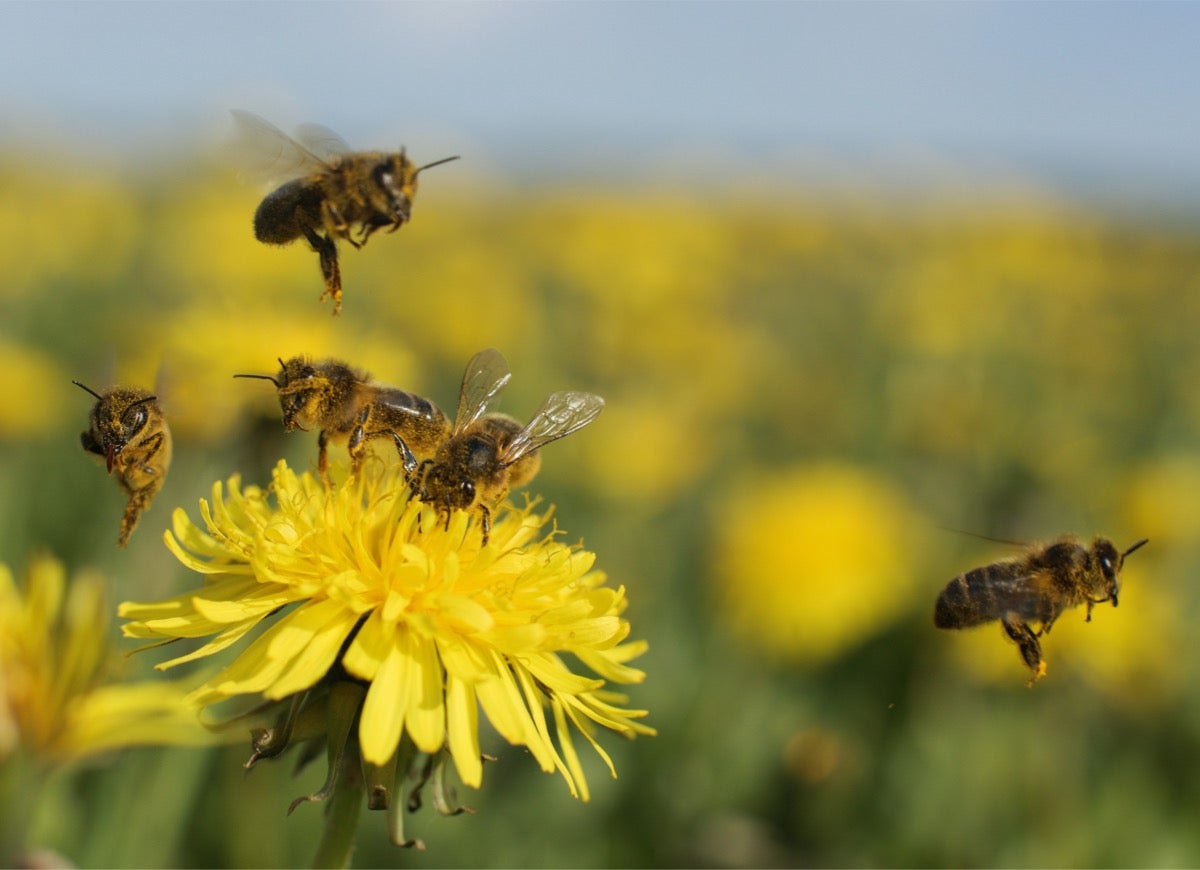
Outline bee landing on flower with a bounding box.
[120,458,653,849]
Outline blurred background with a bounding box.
[3,2,1200,867]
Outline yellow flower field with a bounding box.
[2,146,1200,866]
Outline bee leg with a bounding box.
[356,222,383,247]
[347,409,370,477]
[317,430,333,485]
[1001,612,1046,685]
[387,433,418,479]
[136,432,167,472]
[478,505,491,546]
[118,488,153,548]
[320,201,355,246]
[303,227,342,315]
[80,430,103,456]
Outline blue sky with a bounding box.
[2,2,1198,196]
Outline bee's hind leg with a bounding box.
[303,228,342,315]
[1001,612,1047,685]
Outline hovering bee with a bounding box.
[418,348,605,545]
[232,110,460,315]
[73,381,172,548]
[934,535,1149,684]
[234,357,449,480]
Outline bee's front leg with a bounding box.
[387,432,418,479]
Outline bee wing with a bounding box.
[985,570,1048,619]
[937,561,1053,626]
[294,122,352,162]
[230,109,332,183]
[453,348,512,434]
[374,387,438,421]
[499,391,605,467]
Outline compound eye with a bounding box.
[124,406,147,432]
[373,163,395,188]
[459,481,475,502]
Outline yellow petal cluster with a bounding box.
[0,555,214,766]
[120,458,652,799]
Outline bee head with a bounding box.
[235,357,316,431]
[374,155,416,222]
[1089,536,1149,608]
[74,381,157,472]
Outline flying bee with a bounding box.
[73,381,172,548]
[234,357,449,480]
[418,347,605,545]
[232,110,460,315]
[934,535,1149,684]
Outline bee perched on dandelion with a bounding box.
[120,457,653,855]
[418,347,606,544]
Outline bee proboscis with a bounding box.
[234,357,449,480]
[934,535,1149,684]
[232,110,459,315]
[417,347,605,545]
[74,381,172,548]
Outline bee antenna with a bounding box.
[233,373,281,387]
[130,395,159,408]
[72,380,104,400]
[416,155,461,175]
[936,526,1026,547]
[1122,538,1149,559]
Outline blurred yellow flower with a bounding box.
[0,554,214,767]
[712,463,925,663]
[0,161,139,299]
[1120,454,1200,547]
[0,341,71,439]
[120,458,653,803]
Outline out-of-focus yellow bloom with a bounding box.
[120,458,653,802]
[0,161,139,299]
[0,555,214,766]
[0,341,71,439]
[712,463,925,663]
[1121,455,1200,547]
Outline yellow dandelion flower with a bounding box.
[119,458,653,817]
[712,463,927,663]
[0,554,215,767]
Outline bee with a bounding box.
[73,381,172,548]
[418,348,605,544]
[234,357,449,480]
[934,535,1149,684]
[232,110,459,315]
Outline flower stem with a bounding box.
[310,740,364,869]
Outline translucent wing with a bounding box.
[295,122,352,162]
[499,391,605,466]
[935,561,1054,628]
[375,387,437,421]
[453,348,512,434]
[230,109,332,184]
